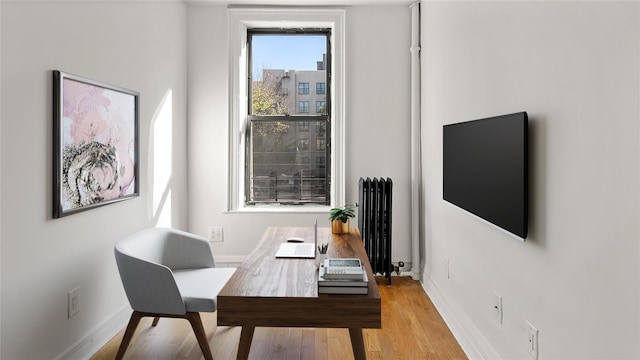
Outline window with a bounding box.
[298,101,310,113]
[316,138,325,150]
[245,28,332,205]
[298,82,309,95]
[299,138,309,151]
[316,82,326,94]
[229,8,345,211]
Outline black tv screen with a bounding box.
[443,112,528,239]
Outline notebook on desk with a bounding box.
[275,217,318,258]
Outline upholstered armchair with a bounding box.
[114,227,235,360]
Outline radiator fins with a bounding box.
[358,177,393,285]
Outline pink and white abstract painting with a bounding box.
[54,71,139,217]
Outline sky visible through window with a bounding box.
[252,35,326,80]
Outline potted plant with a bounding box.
[329,204,356,234]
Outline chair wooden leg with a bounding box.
[185,312,213,360]
[115,311,144,360]
[116,311,213,360]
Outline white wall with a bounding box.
[422,1,639,359]
[0,1,187,358]
[187,5,413,266]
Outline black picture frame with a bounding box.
[53,71,140,218]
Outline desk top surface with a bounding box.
[218,226,380,300]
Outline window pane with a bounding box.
[298,101,309,113]
[250,120,327,203]
[250,34,327,117]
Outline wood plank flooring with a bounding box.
[91,277,467,359]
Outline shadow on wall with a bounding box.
[527,114,547,248]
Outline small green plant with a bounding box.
[329,204,356,223]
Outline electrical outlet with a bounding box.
[68,286,80,318]
[444,257,450,279]
[208,227,223,242]
[526,320,539,359]
[493,291,503,324]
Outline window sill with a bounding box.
[226,204,331,214]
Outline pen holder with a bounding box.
[316,253,326,266]
[316,243,328,266]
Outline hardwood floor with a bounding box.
[91,277,467,359]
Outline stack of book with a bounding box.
[318,258,369,295]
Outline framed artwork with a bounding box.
[53,71,139,218]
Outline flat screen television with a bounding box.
[443,112,528,239]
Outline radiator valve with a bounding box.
[393,261,405,275]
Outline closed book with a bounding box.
[322,273,364,280]
[318,286,368,295]
[318,270,368,287]
[322,266,366,281]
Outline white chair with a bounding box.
[114,227,235,360]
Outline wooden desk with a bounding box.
[217,227,381,360]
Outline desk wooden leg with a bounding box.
[349,328,367,360]
[236,325,255,360]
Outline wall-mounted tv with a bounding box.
[443,112,528,239]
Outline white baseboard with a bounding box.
[54,304,131,360]
[215,255,245,267]
[421,274,501,360]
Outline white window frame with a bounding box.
[228,8,346,212]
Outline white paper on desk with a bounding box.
[275,243,315,258]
